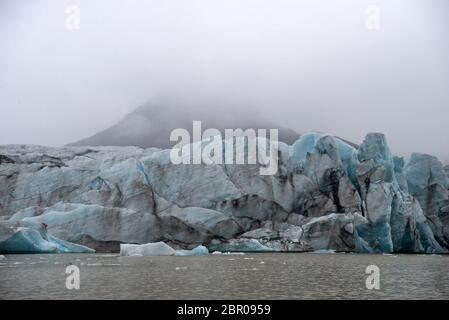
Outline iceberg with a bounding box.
[174,245,209,256]
[0,221,94,254]
[120,242,208,257]
[120,242,176,256]
[208,239,273,252]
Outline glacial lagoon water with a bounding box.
[1,253,448,299]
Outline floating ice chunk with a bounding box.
[175,266,188,270]
[0,255,5,260]
[174,250,193,256]
[174,245,209,256]
[310,249,336,254]
[212,251,223,255]
[0,224,93,254]
[120,242,176,256]
[191,245,209,255]
[243,267,258,271]
[208,239,273,252]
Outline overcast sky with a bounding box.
[1,0,448,162]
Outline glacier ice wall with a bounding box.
[0,133,448,253]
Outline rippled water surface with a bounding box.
[1,253,448,299]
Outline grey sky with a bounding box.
[1,0,448,162]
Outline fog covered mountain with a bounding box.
[69,97,301,149]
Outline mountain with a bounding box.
[69,97,301,148]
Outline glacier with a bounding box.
[0,132,448,254]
